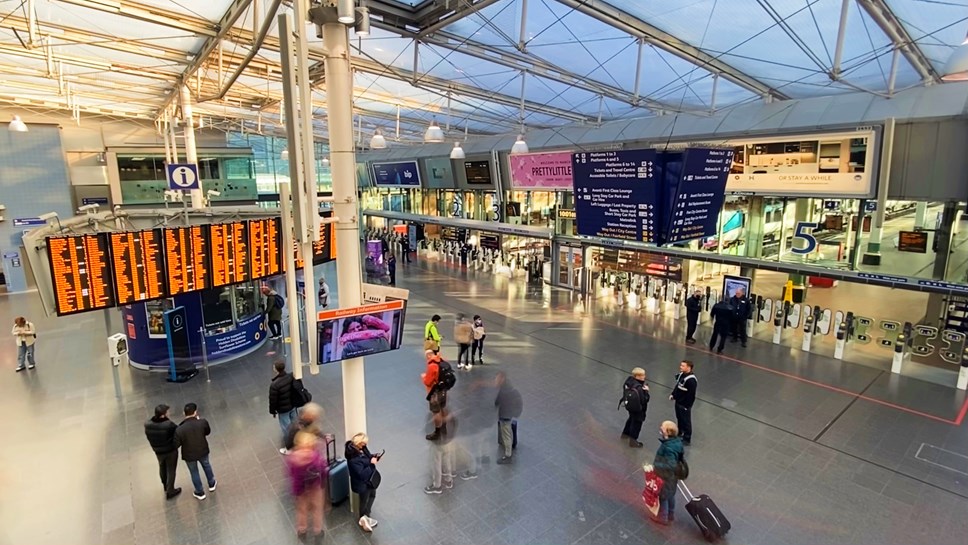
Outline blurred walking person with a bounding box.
[287,431,326,542]
[454,314,474,370]
[495,372,523,464]
[269,361,304,454]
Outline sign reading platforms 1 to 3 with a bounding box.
[572,149,658,243]
[46,233,116,315]
[665,148,733,244]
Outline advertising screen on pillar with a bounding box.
[372,161,421,187]
[664,148,732,244]
[572,149,659,243]
[316,300,407,364]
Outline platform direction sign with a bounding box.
[166,163,200,190]
[572,149,659,243]
[665,148,733,245]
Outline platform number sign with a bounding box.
[791,221,819,255]
[166,163,200,190]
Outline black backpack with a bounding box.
[290,378,312,407]
[273,293,286,310]
[619,384,643,412]
[437,360,456,391]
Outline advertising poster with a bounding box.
[572,149,659,243]
[509,151,574,190]
[372,161,421,187]
[145,298,175,339]
[316,300,407,364]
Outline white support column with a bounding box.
[711,73,719,111]
[633,37,644,103]
[832,0,851,78]
[517,0,529,51]
[862,118,895,266]
[887,48,900,95]
[321,13,367,439]
[280,182,304,380]
[179,85,204,208]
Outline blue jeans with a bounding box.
[659,492,676,521]
[186,455,216,494]
[278,408,299,444]
[17,344,35,369]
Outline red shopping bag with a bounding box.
[642,464,663,517]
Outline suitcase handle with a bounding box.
[677,481,697,501]
[324,433,336,465]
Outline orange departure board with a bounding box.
[209,221,249,287]
[46,233,116,316]
[311,219,337,265]
[164,225,210,295]
[248,217,283,280]
[109,229,167,305]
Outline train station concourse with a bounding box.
[3,1,968,545]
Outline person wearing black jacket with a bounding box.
[174,403,217,500]
[684,289,703,344]
[620,368,650,448]
[144,404,181,499]
[729,287,751,347]
[269,361,302,453]
[670,361,698,445]
[346,433,381,532]
[709,299,734,354]
[495,372,523,464]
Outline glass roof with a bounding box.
[0,0,965,138]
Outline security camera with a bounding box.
[38,212,59,221]
[206,190,221,197]
[77,203,100,213]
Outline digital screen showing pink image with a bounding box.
[508,151,575,190]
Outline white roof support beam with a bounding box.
[553,0,789,101]
[418,0,506,38]
[57,0,219,37]
[856,0,940,84]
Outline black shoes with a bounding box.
[166,488,182,499]
[425,432,440,441]
[716,349,723,354]
[629,440,643,448]
[683,439,691,446]
[685,338,696,344]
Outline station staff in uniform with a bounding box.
[670,360,697,446]
[684,289,702,344]
[729,287,752,347]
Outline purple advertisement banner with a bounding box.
[508,151,574,190]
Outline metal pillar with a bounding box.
[179,85,204,208]
[517,0,528,51]
[312,6,368,439]
[633,37,644,103]
[831,0,850,78]
[915,201,928,229]
[863,118,895,265]
[279,183,304,379]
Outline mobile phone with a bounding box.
[376,449,386,459]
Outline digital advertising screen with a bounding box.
[248,217,283,280]
[372,161,421,187]
[316,300,407,364]
[46,233,116,316]
[109,229,167,305]
[164,225,211,295]
[463,160,493,185]
[209,221,250,287]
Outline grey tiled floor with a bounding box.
[2,256,968,545]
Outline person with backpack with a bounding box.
[471,315,486,365]
[269,361,307,454]
[670,360,698,446]
[650,420,686,526]
[421,350,455,440]
[261,285,284,340]
[620,367,650,448]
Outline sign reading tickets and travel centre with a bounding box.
[665,148,733,244]
[572,149,659,243]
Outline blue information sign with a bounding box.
[665,148,732,244]
[372,161,421,187]
[12,217,47,227]
[572,149,659,242]
[166,163,200,190]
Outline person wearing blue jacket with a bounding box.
[651,420,685,526]
[346,433,381,533]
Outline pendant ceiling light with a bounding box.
[337,0,356,24]
[449,142,466,160]
[511,134,529,154]
[355,6,370,36]
[280,148,289,161]
[322,156,330,166]
[943,34,968,81]
[369,128,387,149]
[8,115,28,132]
[424,118,445,143]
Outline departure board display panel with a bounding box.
[312,217,336,265]
[209,221,250,287]
[164,225,211,295]
[109,229,167,305]
[46,233,116,316]
[249,217,283,280]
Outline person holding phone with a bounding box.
[345,433,381,532]
[12,316,36,372]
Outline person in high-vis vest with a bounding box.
[424,314,442,352]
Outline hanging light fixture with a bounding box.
[322,156,330,166]
[370,128,387,149]
[943,34,968,81]
[337,0,356,24]
[511,134,529,154]
[450,142,466,160]
[355,6,370,36]
[8,115,28,133]
[424,118,445,143]
[280,148,289,161]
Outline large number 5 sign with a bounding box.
[791,221,819,255]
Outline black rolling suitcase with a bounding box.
[678,482,730,541]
